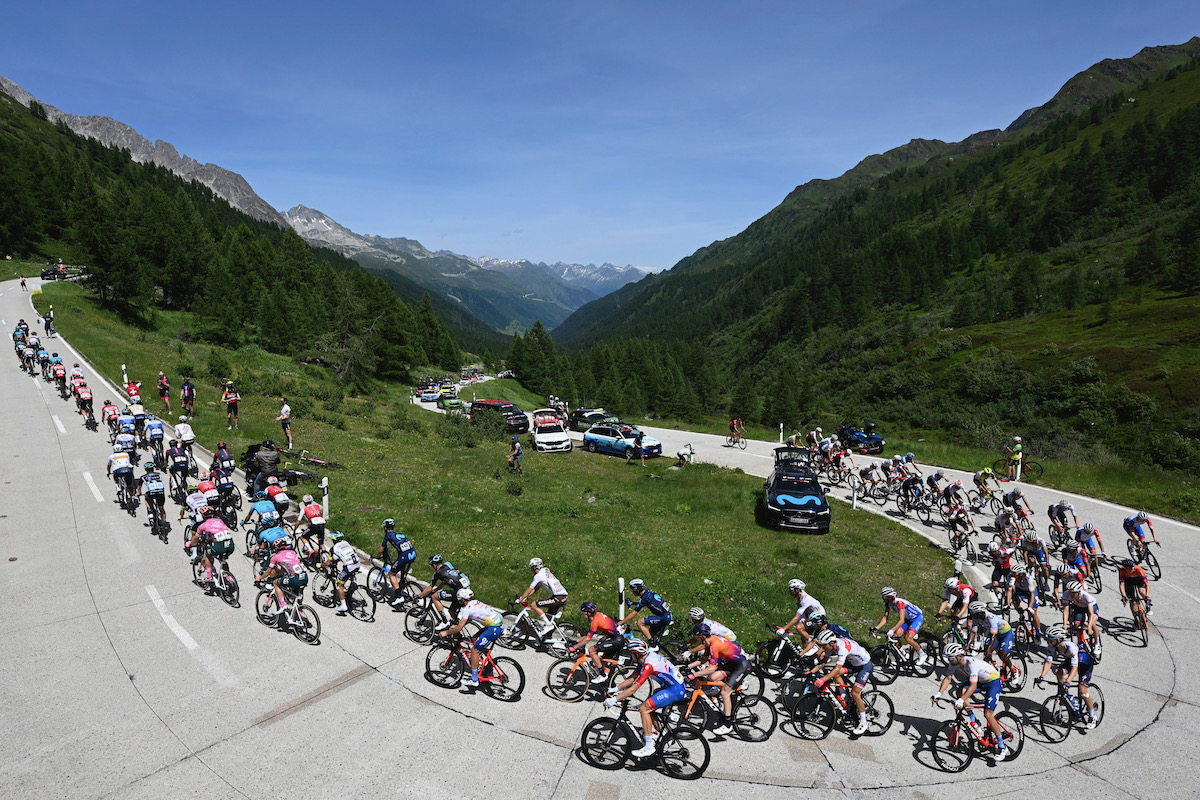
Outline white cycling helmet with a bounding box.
[1066,580,1084,593]
[814,629,836,646]
[1013,436,1022,443]
[881,587,897,601]
[689,607,705,621]
[528,557,543,569]
[943,643,965,659]
[179,415,188,422]
[1046,626,1067,641]
[302,494,314,504]
[788,579,805,592]
[267,476,279,486]
[944,577,959,590]
[456,588,474,602]
[968,602,988,616]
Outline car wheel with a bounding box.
[586,440,596,453]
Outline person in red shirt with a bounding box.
[1119,559,1152,614]
[221,381,240,430]
[125,379,142,403]
[571,601,623,677]
[157,372,171,415]
[264,476,291,518]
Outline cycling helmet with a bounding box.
[968,602,988,616]
[1011,488,1024,498]
[79,380,87,386]
[267,476,279,486]
[1066,541,1081,553]
[529,557,543,569]
[1013,436,1022,443]
[1081,522,1094,534]
[302,494,314,504]
[382,518,395,528]
[1121,558,1135,569]
[809,613,828,627]
[945,577,959,589]
[273,538,292,552]
[456,588,474,602]
[429,554,444,567]
[934,471,944,480]
[629,578,645,592]
[956,479,962,487]
[689,607,705,621]
[906,452,914,460]
[512,436,518,443]
[144,463,156,472]
[983,467,994,476]
[122,408,131,415]
[814,629,836,646]
[693,623,712,638]
[788,578,805,592]
[73,362,79,367]
[146,413,155,420]
[1046,626,1067,641]
[104,399,111,405]
[200,506,218,520]
[1136,511,1148,522]
[1011,563,1027,575]
[51,352,58,357]
[627,639,649,656]
[815,427,822,434]
[881,587,897,601]
[943,643,965,660]
[988,542,1000,553]
[330,531,344,542]
[179,415,188,422]
[580,601,598,614]
[1066,580,1084,593]
[1024,530,1039,542]
[217,441,226,449]
[1056,565,1074,577]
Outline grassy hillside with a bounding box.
[31,280,950,639]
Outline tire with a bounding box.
[544,622,583,659]
[347,584,375,622]
[497,615,534,651]
[754,639,793,680]
[1088,562,1103,594]
[1023,461,1044,481]
[405,605,440,644]
[846,473,862,498]
[585,440,596,453]
[579,718,631,770]
[988,495,1004,516]
[931,720,974,773]
[191,558,205,586]
[995,710,1024,760]
[312,571,336,608]
[254,589,278,627]
[425,644,466,688]
[1039,696,1072,743]
[1087,683,1105,728]
[365,567,389,603]
[738,436,747,451]
[916,499,933,524]
[545,657,591,702]
[1003,653,1028,693]
[658,724,710,780]
[291,604,321,644]
[992,458,1009,476]
[871,483,890,506]
[244,528,259,558]
[220,570,240,607]
[1144,549,1162,580]
[483,655,525,702]
[869,645,899,686]
[731,695,778,742]
[791,694,835,740]
[734,668,766,700]
[861,689,894,736]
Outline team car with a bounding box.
[529,409,572,452]
[760,446,831,533]
[582,422,662,459]
[567,407,619,432]
[418,387,441,402]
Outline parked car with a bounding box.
[469,399,530,433]
[760,447,831,533]
[496,369,515,379]
[567,408,619,432]
[530,409,572,452]
[582,423,662,459]
[40,267,68,280]
[438,395,463,412]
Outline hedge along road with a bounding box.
[0,276,1191,800]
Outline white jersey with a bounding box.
[950,656,1000,684]
[175,423,195,443]
[797,594,826,620]
[529,567,566,596]
[703,618,736,640]
[184,492,208,513]
[458,599,504,627]
[832,637,871,668]
[331,540,360,572]
[107,452,131,471]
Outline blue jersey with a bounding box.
[635,590,670,616]
[249,500,280,524]
[383,530,416,564]
[50,356,62,365]
[145,419,165,439]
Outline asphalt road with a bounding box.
[4,276,1198,800]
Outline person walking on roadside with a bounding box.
[20,277,27,291]
[276,397,293,449]
[222,380,240,430]
[507,436,523,475]
[628,430,646,467]
[157,372,171,415]
[180,376,196,417]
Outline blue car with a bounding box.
[761,447,831,533]
[582,423,662,459]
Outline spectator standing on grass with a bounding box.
[180,376,196,417]
[276,397,293,449]
[507,436,523,475]
[628,430,646,467]
[157,372,171,415]
[222,381,240,430]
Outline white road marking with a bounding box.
[52,415,67,434]
[81,471,105,503]
[145,585,240,687]
[104,516,141,564]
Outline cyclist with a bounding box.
[106,444,134,496]
[412,554,470,629]
[129,399,146,442]
[932,643,1010,759]
[967,601,1016,675]
[115,407,136,438]
[940,479,967,512]
[211,440,236,474]
[986,542,1016,606]
[806,612,855,643]
[572,601,624,679]
[925,470,946,497]
[900,471,924,507]
[808,628,873,736]
[175,415,196,465]
[1075,522,1108,559]
[873,587,927,664]
[994,508,1018,543]
[320,530,360,615]
[113,426,137,463]
[805,426,822,451]
[685,624,749,736]
[255,538,307,619]
[1051,563,1084,609]
[1005,436,1024,480]
[101,399,120,432]
[438,587,505,689]
[946,504,979,541]
[619,579,673,644]
[145,413,165,453]
[77,382,94,420]
[374,518,415,610]
[1018,530,1050,584]
[1123,510,1161,551]
[604,638,687,758]
[516,557,568,634]
[289,493,323,550]
[264,475,291,518]
[777,579,826,642]
[1062,580,1100,641]
[51,360,66,392]
[830,446,856,481]
[178,487,211,524]
[166,439,190,496]
[211,465,237,511]
[1118,558,1152,616]
[1034,626,1097,729]
[901,452,922,477]
[507,436,523,475]
[1002,487,1034,523]
[729,417,746,443]
[686,607,736,642]
[937,576,976,621]
[241,492,283,556]
[188,509,234,588]
[1048,499,1079,540]
[1010,563,1043,636]
[136,463,168,525]
[69,362,83,380]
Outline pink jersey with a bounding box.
[197,517,230,539]
[269,549,302,576]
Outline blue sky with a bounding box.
[5,2,1199,269]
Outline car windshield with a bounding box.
[537,422,563,433]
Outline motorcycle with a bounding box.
[835,421,886,455]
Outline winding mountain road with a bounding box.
[2,277,1196,799]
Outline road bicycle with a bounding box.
[1126,536,1162,580]
[753,624,813,680]
[665,675,777,740]
[498,599,583,658]
[365,561,422,609]
[1047,518,1075,549]
[1124,594,1152,645]
[147,437,165,469]
[724,432,747,450]
[1067,612,1104,664]
[147,496,169,543]
[115,474,136,515]
[190,547,240,607]
[929,698,1025,771]
[896,488,935,524]
[788,674,895,740]
[254,581,321,644]
[868,631,937,685]
[579,698,710,779]
[311,562,376,622]
[946,522,977,565]
[1036,679,1105,743]
[84,408,98,432]
[1010,605,1040,655]
[967,486,1003,516]
[277,448,345,469]
[545,648,640,703]
[993,455,1044,482]
[424,633,524,701]
[989,651,1028,693]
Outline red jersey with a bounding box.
[78,387,93,401]
[266,485,286,501]
[588,613,618,636]
[197,479,217,495]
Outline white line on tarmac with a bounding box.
[145,585,240,687]
[52,415,67,434]
[104,516,141,564]
[81,471,105,502]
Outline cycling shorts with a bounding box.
[594,634,624,659]
[536,595,568,614]
[720,658,751,691]
[1079,535,1099,552]
[901,611,924,634]
[113,467,134,481]
[644,682,687,711]
[388,555,413,576]
[1122,579,1147,597]
[1030,549,1048,565]
[990,566,1011,585]
[474,624,503,651]
[643,613,672,635]
[337,566,359,584]
[282,573,308,591]
[847,660,874,688]
[208,539,235,558]
[976,677,1002,711]
[1078,662,1095,686]
[169,463,189,474]
[994,629,1015,654]
[1013,589,1037,609]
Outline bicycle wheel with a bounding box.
[930,720,973,773]
[737,436,747,451]
[365,567,389,602]
[347,584,375,622]
[544,622,583,659]
[658,723,710,780]
[725,435,735,447]
[735,668,766,700]
[791,694,835,740]
[861,689,894,736]
[1144,549,1161,580]
[1086,684,1105,728]
[869,645,899,686]
[754,639,793,680]
[731,694,777,742]
[311,571,336,608]
[846,473,862,498]
[425,644,465,688]
[988,494,1004,516]
[483,655,525,702]
[220,570,240,607]
[405,605,440,644]
[291,604,321,644]
[995,710,1024,760]
[916,499,932,524]
[1038,696,1072,743]
[1023,461,1044,481]
[1126,537,1142,563]
[1003,654,1028,693]
[243,528,259,558]
[545,657,591,702]
[497,614,534,651]
[579,718,631,770]
[1088,562,1103,594]
[952,533,977,566]
[912,638,938,678]
[191,558,206,586]
[871,483,890,506]
[254,590,278,627]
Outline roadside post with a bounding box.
[320,476,329,519]
[779,423,783,444]
[618,578,625,623]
